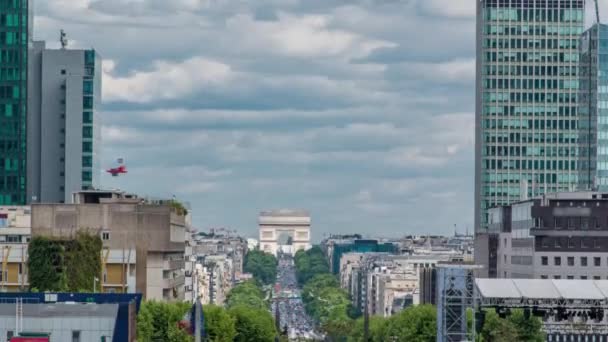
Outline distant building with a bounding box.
[258,210,311,256]
[31,190,186,301]
[28,42,102,204]
[490,191,608,280]
[418,267,437,305]
[0,206,30,291]
[326,239,398,275]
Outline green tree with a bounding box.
[384,305,436,342]
[348,316,389,342]
[508,309,545,342]
[244,250,277,285]
[137,301,192,342]
[203,305,237,342]
[229,305,277,342]
[479,310,518,342]
[226,280,267,310]
[294,247,330,285]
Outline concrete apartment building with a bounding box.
[31,190,186,301]
[27,42,102,204]
[0,206,30,291]
[490,191,608,280]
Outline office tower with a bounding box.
[0,0,31,205]
[579,23,608,191]
[475,0,586,271]
[28,42,102,203]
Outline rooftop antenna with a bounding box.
[595,0,601,24]
[60,29,68,49]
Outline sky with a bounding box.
[32,0,606,241]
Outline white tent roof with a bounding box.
[476,279,608,300]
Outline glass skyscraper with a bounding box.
[0,0,30,205]
[475,0,585,238]
[579,23,608,191]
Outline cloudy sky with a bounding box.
[32,0,604,240]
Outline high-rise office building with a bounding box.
[28,42,102,203]
[579,23,608,191]
[475,0,586,272]
[0,0,31,205]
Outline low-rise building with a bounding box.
[31,190,186,301]
[489,191,608,280]
[0,206,31,291]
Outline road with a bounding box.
[271,254,322,341]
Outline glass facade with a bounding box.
[0,0,28,205]
[579,24,608,190]
[81,49,96,190]
[477,0,585,230]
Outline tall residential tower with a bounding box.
[28,42,102,203]
[0,0,31,205]
[475,0,586,272]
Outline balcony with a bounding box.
[163,274,185,289]
[164,259,185,270]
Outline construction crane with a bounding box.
[595,0,601,24]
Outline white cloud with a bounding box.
[103,57,233,102]
[417,0,475,19]
[226,13,395,58]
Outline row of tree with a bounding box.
[137,281,279,342]
[293,247,546,342]
[294,247,355,339]
[243,249,278,285]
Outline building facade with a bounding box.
[490,191,608,280]
[31,190,186,301]
[579,23,608,191]
[475,0,586,272]
[0,0,31,205]
[258,210,311,256]
[28,43,102,203]
[0,206,30,291]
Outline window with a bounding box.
[594,276,601,280]
[83,126,93,138]
[554,275,561,279]
[541,256,548,265]
[567,275,574,279]
[568,239,575,248]
[540,275,548,279]
[101,231,110,241]
[83,80,93,95]
[83,96,93,109]
[82,141,92,153]
[568,257,574,266]
[72,330,80,342]
[503,238,507,247]
[595,257,601,266]
[582,218,589,229]
[581,257,588,267]
[82,171,92,182]
[61,69,66,75]
[504,255,507,264]
[7,331,13,340]
[554,256,561,266]
[83,111,93,124]
[581,276,588,280]
[568,217,575,229]
[82,156,92,167]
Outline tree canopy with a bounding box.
[243,250,277,285]
[203,305,237,342]
[294,246,330,285]
[137,301,193,342]
[229,305,277,342]
[226,280,267,310]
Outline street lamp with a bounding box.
[93,277,99,293]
